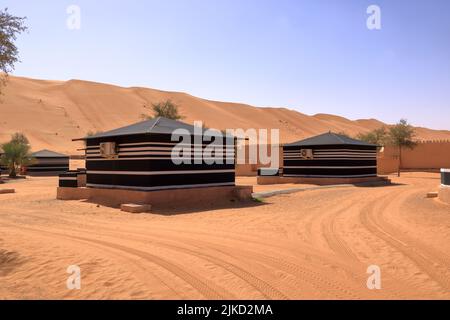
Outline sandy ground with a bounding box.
[0,172,449,299]
[237,176,316,193]
[1,75,449,154]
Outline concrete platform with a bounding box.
[439,185,450,205]
[57,185,253,208]
[257,175,390,186]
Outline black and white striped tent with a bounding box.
[74,117,235,191]
[27,149,70,176]
[283,132,378,178]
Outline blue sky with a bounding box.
[4,0,450,129]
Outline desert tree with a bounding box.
[0,132,34,178]
[336,131,350,138]
[145,100,184,120]
[388,119,417,177]
[10,132,30,145]
[86,130,103,137]
[0,8,27,94]
[356,127,388,146]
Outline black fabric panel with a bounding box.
[283,167,377,176]
[59,180,78,187]
[28,170,68,176]
[60,172,78,178]
[442,172,450,186]
[87,172,235,188]
[283,159,376,166]
[86,160,234,171]
[283,145,377,151]
[28,163,70,168]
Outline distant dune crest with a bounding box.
[1,75,449,154]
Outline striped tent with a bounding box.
[27,149,70,176]
[283,132,378,178]
[74,117,235,191]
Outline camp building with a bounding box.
[26,149,70,176]
[74,117,236,191]
[282,132,378,178]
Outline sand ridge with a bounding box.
[1,75,450,154]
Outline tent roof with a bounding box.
[31,149,69,158]
[75,117,235,140]
[284,132,377,147]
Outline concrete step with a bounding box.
[0,189,15,194]
[120,203,152,214]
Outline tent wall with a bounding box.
[85,133,235,191]
[27,157,70,176]
[283,145,377,178]
[442,169,450,186]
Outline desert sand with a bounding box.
[1,172,449,299]
[1,75,450,154]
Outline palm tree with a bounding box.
[0,133,34,178]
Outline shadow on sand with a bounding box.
[80,198,269,216]
[354,181,406,188]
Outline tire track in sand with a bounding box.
[2,211,356,299]
[320,202,361,262]
[360,188,450,291]
[0,222,231,299]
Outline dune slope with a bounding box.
[1,75,449,154]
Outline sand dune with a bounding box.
[1,75,449,154]
[0,173,449,299]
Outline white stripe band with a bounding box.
[86,152,235,157]
[85,157,235,161]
